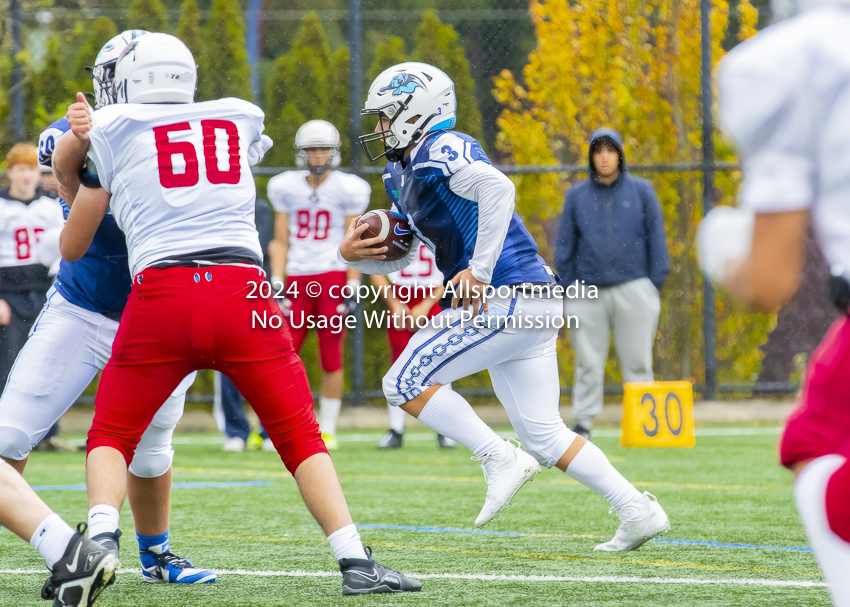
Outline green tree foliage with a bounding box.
[265,12,342,166]
[367,36,407,83]
[198,0,252,101]
[327,46,351,161]
[176,0,203,61]
[72,17,118,97]
[128,0,171,34]
[411,10,483,142]
[30,36,74,136]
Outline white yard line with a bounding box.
[0,568,824,587]
[68,426,782,448]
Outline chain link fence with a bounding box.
[7,2,810,406]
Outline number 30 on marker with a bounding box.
[621,381,695,448]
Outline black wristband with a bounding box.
[78,166,102,189]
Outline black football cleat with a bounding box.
[41,523,119,607]
[91,529,122,563]
[377,429,403,450]
[339,548,421,595]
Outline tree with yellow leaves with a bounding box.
[493,0,767,385]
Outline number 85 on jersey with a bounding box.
[621,382,695,448]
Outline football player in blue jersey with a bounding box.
[0,30,215,584]
[341,62,671,550]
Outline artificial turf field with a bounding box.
[0,426,830,607]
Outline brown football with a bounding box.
[357,209,414,262]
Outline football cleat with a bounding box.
[321,433,339,450]
[594,492,671,551]
[140,550,216,584]
[339,548,421,595]
[436,434,456,449]
[222,436,246,452]
[41,523,119,607]
[91,529,121,563]
[377,429,403,449]
[261,438,276,452]
[473,439,540,528]
[246,432,264,451]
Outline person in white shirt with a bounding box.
[55,33,419,596]
[700,2,850,604]
[267,121,371,449]
[0,144,63,387]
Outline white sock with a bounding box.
[30,513,75,570]
[87,504,120,538]
[566,441,641,510]
[327,523,368,560]
[417,386,506,460]
[388,404,406,434]
[319,397,342,435]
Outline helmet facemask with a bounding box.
[86,61,117,109]
[296,146,339,175]
[359,103,406,162]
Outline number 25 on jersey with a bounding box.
[154,120,241,188]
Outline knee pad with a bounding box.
[382,368,425,408]
[0,426,34,460]
[272,419,327,475]
[128,442,175,478]
[127,420,177,478]
[518,422,576,469]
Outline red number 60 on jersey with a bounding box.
[153,120,241,188]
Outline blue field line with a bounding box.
[32,481,271,491]
[355,523,813,553]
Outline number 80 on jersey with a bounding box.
[621,381,695,448]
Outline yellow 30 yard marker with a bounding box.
[622,381,695,448]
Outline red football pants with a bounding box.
[780,316,850,469]
[87,266,326,474]
[284,271,347,372]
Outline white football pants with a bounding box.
[383,292,573,468]
[0,286,195,477]
[795,455,850,607]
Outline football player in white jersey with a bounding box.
[700,1,850,603]
[342,62,670,549]
[2,30,216,586]
[267,120,371,449]
[0,144,63,387]
[0,460,118,607]
[58,33,419,596]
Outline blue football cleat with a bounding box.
[140,549,216,584]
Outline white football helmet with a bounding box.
[359,62,456,162]
[770,0,850,20]
[294,120,341,175]
[114,33,196,104]
[89,30,148,109]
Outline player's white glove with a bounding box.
[697,206,755,285]
[248,135,273,167]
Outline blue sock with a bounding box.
[137,529,170,569]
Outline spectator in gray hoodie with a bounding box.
[555,128,669,439]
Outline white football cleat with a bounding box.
[222,436,245,452]
[594,491,671,551]
[473,439,540,528]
